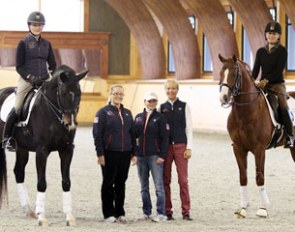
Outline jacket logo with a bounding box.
[28,41,36,49]
[162,108,169,113]
[94,117,99,123]
[107,111,114,116]
[135,117,143,122]
[178,107,183,111]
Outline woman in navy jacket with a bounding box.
[93,84,135,223]
[134,92,169,222]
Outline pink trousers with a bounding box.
[164,143,190,216]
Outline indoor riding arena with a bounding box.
[1,0,295,232]
[1,129,295,231]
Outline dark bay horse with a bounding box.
[218,54,295,218]
[0,65,88,226]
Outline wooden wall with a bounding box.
[0,31,110,78]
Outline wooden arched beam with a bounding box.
[183,0,239,80]
[279,0,295,29]
[228,0,272,56]
[143,0,200,80]
[105,0,165,80]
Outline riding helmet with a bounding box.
[27,11,45,25]
[264,21,281,34]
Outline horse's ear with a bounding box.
[232,54,238,63]
[75,69,89,82]
[218,54,225,62]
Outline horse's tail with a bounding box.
[0,145,7,208]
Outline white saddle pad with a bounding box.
[0,92,15,122]
[287,97,295,125]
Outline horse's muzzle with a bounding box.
[63,114,77,130]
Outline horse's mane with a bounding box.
[237,58,255,81]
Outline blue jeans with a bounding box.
[137,155,165,215]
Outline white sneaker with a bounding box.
[152,214,167,222]
[104,216,116,223]
[117,215,128,223]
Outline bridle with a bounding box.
[219,63,242,98]
[219,61,260,108]
[40,81,80,129]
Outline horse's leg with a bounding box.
[59,144,76,226]
[35,149,49,227]
[13,149,36,218]
[232,144,249,218]
[254,149,269,218]
[0,146,7,208]
[289,147,295,162]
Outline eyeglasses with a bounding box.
[112,92,125,96]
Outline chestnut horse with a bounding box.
[218,54,295,218]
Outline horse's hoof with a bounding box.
[22,205,37,219]
[26,210,37,219]
[256,208,268,218]
[66,213,76,226]
[234,208,247,218]
[38,214,48,227]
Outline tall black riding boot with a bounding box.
[2,108,18,151]
[280,109,294,148]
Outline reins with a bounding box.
[39,84,77,129]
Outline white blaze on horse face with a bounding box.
[68,114,76,131]
[219,68,230,104]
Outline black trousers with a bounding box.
[100,150,131,218]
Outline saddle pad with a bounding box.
[287,97,295,126]
[0,92,15,122]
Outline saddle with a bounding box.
[262,90,286,149]
[0,89,39,127]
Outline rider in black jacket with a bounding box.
[253,21,293,148]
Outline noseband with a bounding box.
[40,83,79,129]
[219,63,242,97]
[219,61,260,107]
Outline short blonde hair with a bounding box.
[164,79,179,90]
[109,84,124,95]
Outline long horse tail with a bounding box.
[0,145,7,208]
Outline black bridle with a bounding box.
[40,82,80,129]
[219,62,260,107]
[219,63,242,97]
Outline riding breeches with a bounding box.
[267,83,288,110]
[15,77,33,114]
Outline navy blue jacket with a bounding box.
[160,99,187,144]
[134,109,169,159]
[16,34,56,80]
[93,103,135,157]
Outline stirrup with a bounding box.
[284,136,294,148]
[3,137,16,152]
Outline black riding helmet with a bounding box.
[264,21,281,34]
[27,11,45,25]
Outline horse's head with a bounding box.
[52,65,88,130]
[218,54,242,106]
